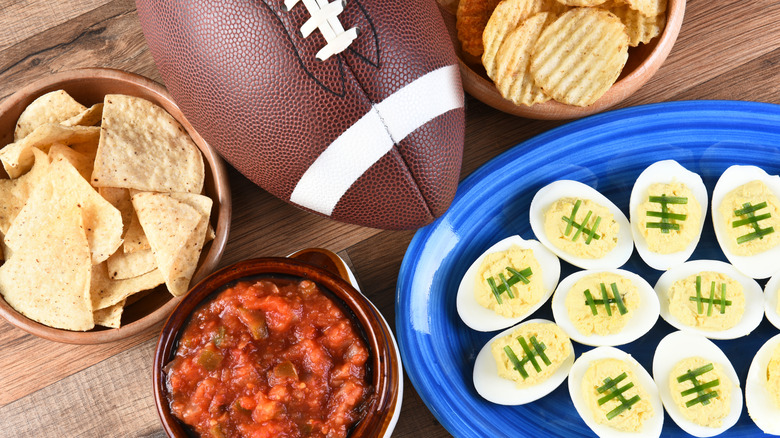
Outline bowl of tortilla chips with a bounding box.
[0,68,231,344]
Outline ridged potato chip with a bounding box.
[610,3,666,46]
[457,0,503,57]
[557,0,607,7]
[482,0,566,79]
[623,0,666,17]
[530,8,629,107]
[494,12,556,106]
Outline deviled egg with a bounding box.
[712,165,780,279]
[746,333,780,435]
[473,319,573,405]
[552,269,659,346]
[654,260,763,339]
[530,180,633,270]
[764,272,780,330]
[629,160,708,271]
[457,235,560,332]
[569,346,663,437]
[653,331,741,437]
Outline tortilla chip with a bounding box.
[91,262,164,310]
[123,210,150,253]
[14,90,87,141]
[99,187,134,235]
[0,148,49,234]
[49,143,93,180]
[4,157,123,264]
[71,138,99,163]
[0,124,100,178]
[206,223,215,242]
[0,203,94,331]
[62,103,104,127]
[132,192,210,296]
[93,299,125,328]
[107,248,157,280]
[91,95,204,193]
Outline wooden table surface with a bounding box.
[1,0,779,436]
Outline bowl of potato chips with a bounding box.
[440,0,684,119]
[0,68,231,344]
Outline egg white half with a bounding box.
[568,346,664,438]
[551,269,659,347]
[530,180,633,270]
[629,160,708,271]
[712,165,780,279]
[654,260,764,339]
[456,235,561,332]
[765,273,780,330]
[652,331,742,437]
[472,318,574,405]
[746,333,780,435]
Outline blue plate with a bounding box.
[396,101,780,437]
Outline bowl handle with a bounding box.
[287,248,358,289]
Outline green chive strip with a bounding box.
[607,395,641,420]
[611,283,628,315]
[680,379,720,397]
[487,277,502,305]
[600,283,612,316]
[646,222,682,231]
[707,281,716,317]
[506,267,532,285]
[499,273,514,299]
[585,216,602,244]
[649,196,688,204]
[677,364,714,382]
[689,296,732,306]
[735,201,769,216]
[530,336,551,366]
[565,200,582,236]
[598,382,635,405]
[737,227,775,244]
[503,346,527,379]
[721,283,727,315]
[571,210,592,242]
[584,289,598,315]
[685,391,719,408]
[518,337,541,373]
[597,373,627,393]
[695,275,703,315]
[646,211,688,221]
[733,212,772,227]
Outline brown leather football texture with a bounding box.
[135,0,466,230]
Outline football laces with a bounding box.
[284,0,359,61]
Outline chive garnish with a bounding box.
[689,278,731,314]
[584,289,598,315]
[504,336,549,380]
[647,194,688,234]
[677,363,719,407]
[486,266,534,303]
[733,201,775,244]
[562,200,601,243]
[600,283,612,316]
[595,372,641,420]
[487,277,502,305]
[611,283,628,315]
[499,273,514,299]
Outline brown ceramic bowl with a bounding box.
[154,252,402,438]
[439,0,685,119]
[0,68,231,344]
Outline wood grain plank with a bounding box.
[0,0,155,101]
[0,0,112,52]
[0,319,160,406]
[620,0,780,108]
[0,337,165,438]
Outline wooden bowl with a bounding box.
[153,254,402,438]
[439,0,685,119]
[0,68,231,344]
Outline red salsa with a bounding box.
[166,278,371,438]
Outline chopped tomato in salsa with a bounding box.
[166,278,371,438]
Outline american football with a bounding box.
[136,0,466,230]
